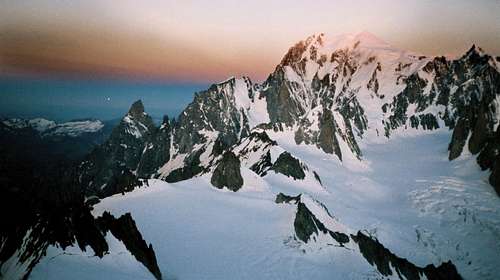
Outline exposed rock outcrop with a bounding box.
[448,118,470,160]
[137,116,172,177]
[278,193,462,280]
[271,152,306,180]
[275,193,301,204]
[98,212,162,280]
[211,151,244,191]
[173,78,253,154]
[352,231,462,280]
[318,109,342,159]
[79,100,156,198]
[0,164,162,280]
[294,201,349,244]
[164,148,206,183]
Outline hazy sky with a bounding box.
[0,77,206,121]
[1,0,499,82]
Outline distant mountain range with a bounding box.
[1,117,116,160]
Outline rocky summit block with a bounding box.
[78,100,158,198]
[271,152,306,180]
[293,201,349,245]
[210,151,244,191]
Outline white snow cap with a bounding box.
[317,31,392,51]
[291,31,428,63]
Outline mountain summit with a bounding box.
[78,32,500,198]
[128,99,146,117]
[317,31,393,50]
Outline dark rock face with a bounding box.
[137,116,172,177]
[352,231,462,280]
[279,39,308,67]
[448,118,470,160]
[409,114,440,130]
[313,171,323,185]
[77,78,257,192]
[443,50,500,194]
[277,194,349,245]
[98,212,162,280]
[153,77,258,182]
[468,102,490,154]
[248,130,278,146]
[263,36,321,126]
[275,193,301,204]
[0,143,162,280]
[263,68,305,125]
[489,157,500,195]
[293,202,349,245]
[379,46,500,194]
[265,35,368,161]
[0,200,162,280]
[0,121,109,278]
[382,47,498,141]
[173,78,252,154]
[318,109,342,160]
[479,127,500,195]
[263,35,368,161]
[211,151,244,191]
[78,100,159,198]
[249,150,273,176]
[271,152,306,180]
[336,97,365,159]
[211,135,229,157]
[165,148,206,183]
[294,202,320,243]
[103,169,145,196]
[384,74,429,136]
[280,193,462,280]
[128,100,146,116]
[233,130,277,177]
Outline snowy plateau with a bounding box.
[2,32,500,280]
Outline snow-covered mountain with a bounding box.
[2,118,105,138]
[78,32,500,198]
[0,117,114,161]
[2,32,500,280]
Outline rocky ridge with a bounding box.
[276,193,462,280]
[78,32,500,196]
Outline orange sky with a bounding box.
[1,0,499,82]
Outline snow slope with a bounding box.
[31,130,500,280]
[31,234,152,280]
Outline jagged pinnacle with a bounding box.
[128,100,145,117]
